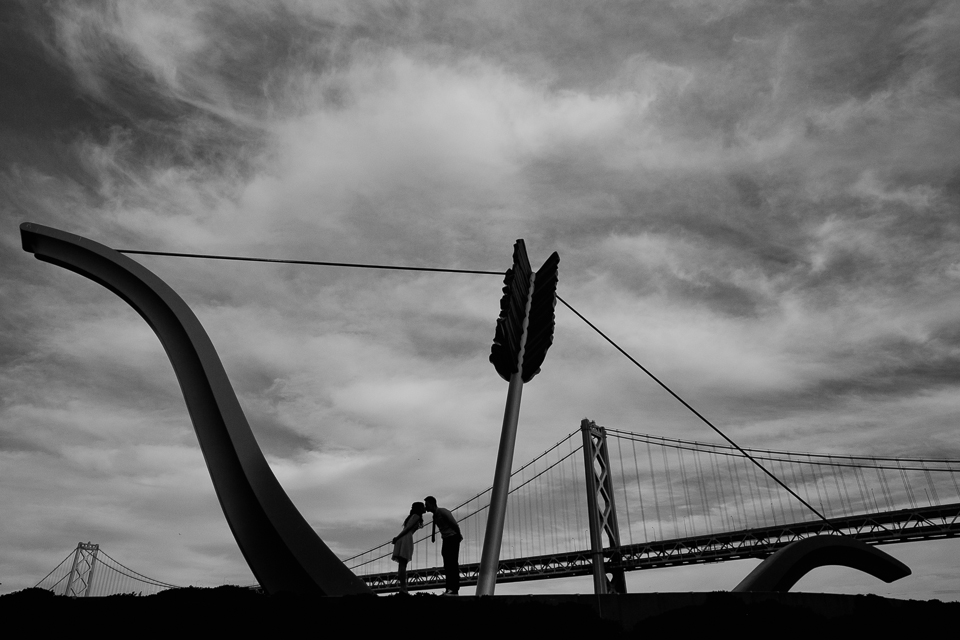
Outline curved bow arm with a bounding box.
[732,535,910,593]
[21,222,370,596]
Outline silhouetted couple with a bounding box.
[391,496,462,595]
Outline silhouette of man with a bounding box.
[425,495,462,595]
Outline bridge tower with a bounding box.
[64,542,100,597]
[580,419,627,594]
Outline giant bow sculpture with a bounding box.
[733,535,910,593]
[21,222,371,596]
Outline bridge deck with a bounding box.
[358,502,960,592]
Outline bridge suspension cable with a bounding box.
[601,427,960,540]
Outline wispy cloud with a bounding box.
[2,0,960,598]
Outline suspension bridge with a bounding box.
[35,542,180,597]
[346,419,960,593]
[33,419,960,597]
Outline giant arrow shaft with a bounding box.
[476,371,524,595]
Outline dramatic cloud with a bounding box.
[2,0,960,597]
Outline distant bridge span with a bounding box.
[359,502,960,592]
[349,422,960,593]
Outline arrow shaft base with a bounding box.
[477,372,524,595]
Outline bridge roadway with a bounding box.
[358,502,960,593]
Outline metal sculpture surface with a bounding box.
[20,222,371,596]
[732,535,910,592]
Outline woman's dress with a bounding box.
[392,513,422,563]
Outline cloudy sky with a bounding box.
[3,1,960,598]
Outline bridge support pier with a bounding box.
[581,419,627,594]
[64,542,100,597]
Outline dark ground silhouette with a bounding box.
[3,586,958,636]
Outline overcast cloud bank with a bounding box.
[2,1,959,597]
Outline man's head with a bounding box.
[424,496,437,513]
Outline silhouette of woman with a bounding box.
[391,501,426,594]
